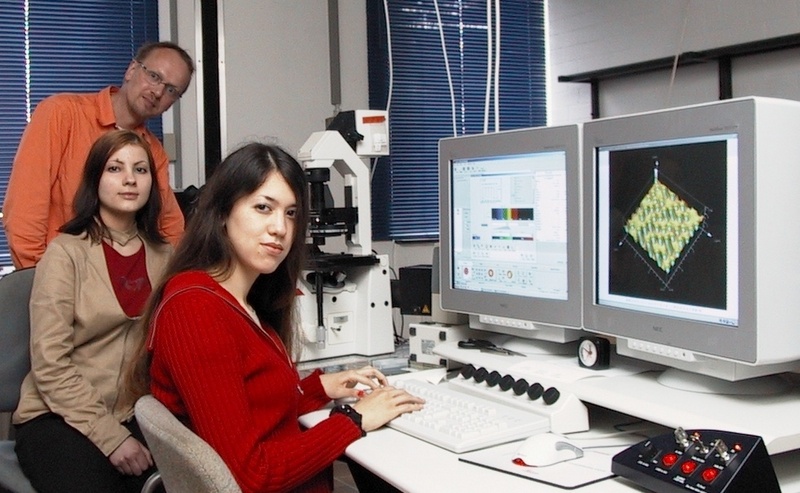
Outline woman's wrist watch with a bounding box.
[330,404,367,437]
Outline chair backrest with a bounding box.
[134,395,242,493]
[0,268,35,413]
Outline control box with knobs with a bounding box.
[612,427,780,492]
[445,363,589,434]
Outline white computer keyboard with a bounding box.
[389,378,550,453]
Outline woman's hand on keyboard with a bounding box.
[353,386,426,432]
[320,365,390,400]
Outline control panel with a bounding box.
[446,363,589,434]
[612,428,780,493]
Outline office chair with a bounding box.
[0,268,36,493]
[0,268,160,493]
[135,395,242,493]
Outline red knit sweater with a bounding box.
[148,271,363,493]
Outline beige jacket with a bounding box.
[13,232,172,456]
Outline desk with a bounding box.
[300,390,651,492]
[300,345,800,492]
[301,408,800,492]
[433,341,800,455]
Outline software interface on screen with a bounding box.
[595,134,739,327]
[450,151,568,301]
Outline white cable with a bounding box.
[383,0,394,118]
[493,0,500,132]
[23,1,31,121]
[483,0,492,134]
[372,0,395,182]
[433,0,457,137]
[667,0,692,107]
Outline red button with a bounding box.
[681,461,698,475]
[662,453,679,467]
[701,468,719,483]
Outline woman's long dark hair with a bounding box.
[61,129,165,244]
[126,142,309,403]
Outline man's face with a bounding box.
[122,48,192,121]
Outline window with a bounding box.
[367,0,547,241]
[0,0,160,266]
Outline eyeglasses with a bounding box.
[136,61,182,99]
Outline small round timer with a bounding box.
[578,336,610,370]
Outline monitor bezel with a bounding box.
[582,99,757,364]
[439,124,583,331]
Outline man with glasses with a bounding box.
[3,41,195,268]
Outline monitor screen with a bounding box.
[439,125,582,343]
[583,96,800,387]
[595,134,738,328]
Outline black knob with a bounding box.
[499,375,515,392]
[460,364,476,380]
[543,387,560,405]
[474,367,489,383]
[527,382,544,400]
[512,378,529,396]
[486,370,502,387]
[640,440,659,462]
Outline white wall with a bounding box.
[548,0,800,123]
[219,1,369,156]
[166,0,800,289]
[172,0,800,184]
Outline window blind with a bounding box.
[367,0,546,241]
[0,0,160,266]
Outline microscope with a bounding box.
[295,111,395,362]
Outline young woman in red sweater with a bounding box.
[127,142,424,492]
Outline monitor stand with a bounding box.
[656,368,792,396]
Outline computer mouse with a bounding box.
[512,433,584,467]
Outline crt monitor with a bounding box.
[438,124,583,345]
[583,96,800,391]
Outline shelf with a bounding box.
[559,33,800,83]
[558,33,800,118]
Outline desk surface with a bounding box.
[300,346,800,493]
[301,408,653,492]
[301,389,800,492]
[434,340,800,455]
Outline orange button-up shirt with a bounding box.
[3,86,184,268]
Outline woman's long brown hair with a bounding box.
[124,142,308,404]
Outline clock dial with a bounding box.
[579,339,598,366]
[578,336,610,369]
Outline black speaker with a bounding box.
[395,265,432,315]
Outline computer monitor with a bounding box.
[438,124,583,347]
[583,96,800,393]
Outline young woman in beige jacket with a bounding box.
[12,129,173,493]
